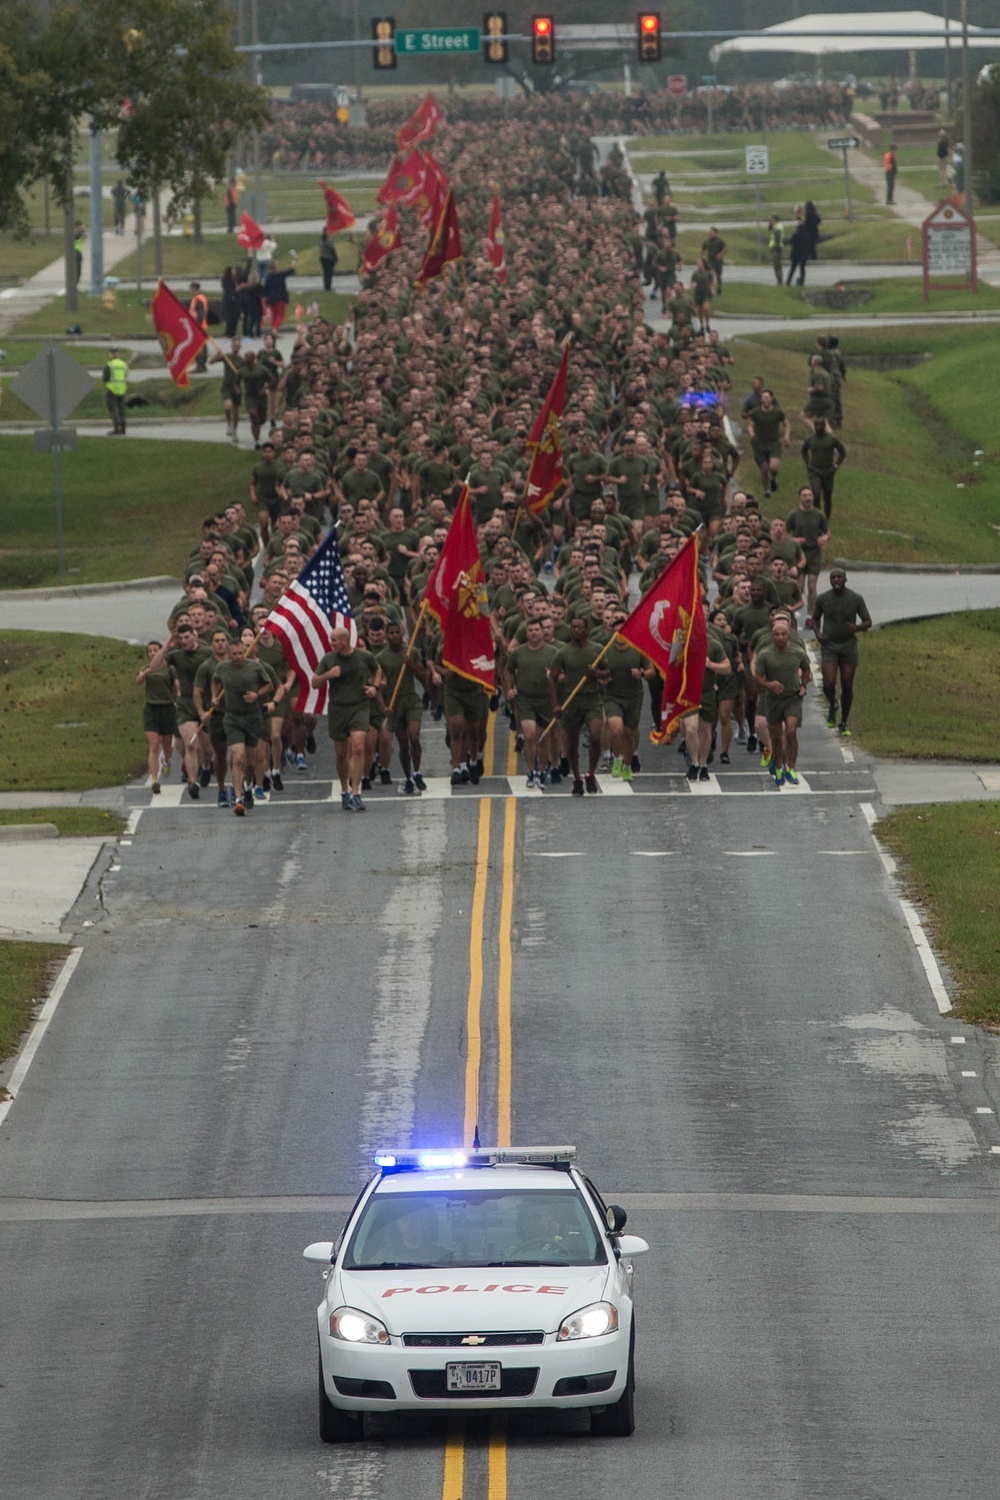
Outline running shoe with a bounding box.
[400,779,416,795]
[460,765,470,784]
[621,765,634,783]
[631,754,641,773]
[468,763,481,785]
[598,750,613,773]
[571,778,585,796]
[760,750,772,770]
[262,774,271,792]
[341,791,353,811]
[243,785,254,809]
[559,757,571,778]
[228,786,237,807]
[515,732,525,752]
[305,732,317,754]
[380,768,392,785]
[254,785,266,802]
[431,703,444,721]
[476,757,484,777]
[233,799,245,817]
[785,767,800,785]
[686,764,699,782]
[352,794,366,812]
[159,754,170,779]
[548,768,562,785]
[271,771,284,792]
[747,734,758,753]
[839,722,852,737]
[187,782,200,800]
[585,773,598,795]
[825,710,838,729]
[413,773,427,792]
[285,747,296,766]
[611,756,624,778]
[771,760,783,784]
[361,776,372,791]
[151,780,161,795]
[451,769,463,786]
[720,752,731,765]
[198,766,212,788]
[217,789,228,807]
[699,766,710,782]
[296,753,307,772]
[736,726,747,744]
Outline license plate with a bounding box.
[446,1361,501,1392]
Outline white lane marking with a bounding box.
[686,773,720,794]
[632,850,675,856]
[992,1147,1000,1155]
[147,783,184,807]
[962,1071,977,1077]
[898,898,952,1014]
[816,849,867,856]
[779,772,811,793]
[357,806,446,1166]
[506,777,545,798]
[0,947,84,1128]
[860,802,877,827]
[529,851,584,858]
[595,774,633,796]
[860,801,897,875]
[139,784,880,808]
[119,840,132,846]
[841,747,855,763]
[109,864,122,873]
[952,1037,967,1044]
[724,850,773,857]
[976,1107,994,1115]
[409,776,453,799]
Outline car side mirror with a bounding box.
[303,1241,335,1263]
[617,1234,649,1258]
[605,1204,628,1234]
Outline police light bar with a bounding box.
[374,1146,577,1171]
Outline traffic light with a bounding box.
[372,17,396,69]
[483,12,508,65]
[531,15,555,65]
[637,12,661,63]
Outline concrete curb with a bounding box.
[831,560,1000,574]
[0,576,179,602]
[0,824,58,841]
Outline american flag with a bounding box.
[264,530,356,714]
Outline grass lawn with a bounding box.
[878,803,1000,1028]
[729,326,1000,565]
[0,807,126,836]
[111,231,362,282]
[0,940,68,1068]
[0,232,66,282]
[253,172,381,224]
[4,286,356,341]
[850,612,1000,761]
[677,218,921,264]
[0,632,150,790]
[0,439,249,587]
[712,277,1000,319]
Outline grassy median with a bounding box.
[0,632,149,790]
[878,803,1000,1027]
[0,940,68,1069]
[0,808,126,836]
[849,612,1000,762]
[0,438,249,587]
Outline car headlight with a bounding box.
[329,1307,390,1345]
[557,1301,619,1341]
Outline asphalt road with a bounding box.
[2,700,1000,1500]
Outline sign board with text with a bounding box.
[826,136,860,150]
[396,27,480,54]
[745,145,769,175]
[922,199,977,299]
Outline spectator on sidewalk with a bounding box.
[935,130,951,186]
[803,200,822,263]
[884,143,898,205]
[767,215,784,286]
[112,179,128,235]
[319,230,339,291]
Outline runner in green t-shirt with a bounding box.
[601,628,651,783]
[786,487,831,618]
[135,640,178,794]
[376,621,430,795]
[547,617,606,795]
[211,638,275,815]
[812,566,871,737]
[312,628,379,811]
[506,623,558,788]
[754,616,812,786]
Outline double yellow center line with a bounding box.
[452,714,519,1500]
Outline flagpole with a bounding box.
[538,634,618,746]
[386,600,428,715]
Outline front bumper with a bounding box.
[318,1327,629,1412]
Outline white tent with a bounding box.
[710,11,1000,65]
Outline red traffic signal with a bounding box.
[532,14,555,65]
[637,11,661,63]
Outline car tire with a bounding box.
[318,1353,364,1443]
[590,1331,635,1438]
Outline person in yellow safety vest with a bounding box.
[103,346,129,435]
[189,281,209,372]
[883,144,898,205]
[767,215,784,287]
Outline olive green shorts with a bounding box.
[327,703,370,741]
[821,639,858,667]
[222,714,259,747]
[143,703,178,735]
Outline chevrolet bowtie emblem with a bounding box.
[461,1335,487,1345]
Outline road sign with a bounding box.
[827,136,860,150]
[336,105,349,123]
[667,74,687,96]
[11,344,93,425]
[745,145,769,175]
[396,26,480,54]
[33,427,77,454]
[922,199,977,299]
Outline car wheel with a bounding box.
[318,1353,365,1443]
[590,1333,635,1438]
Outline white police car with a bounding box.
[303,1146,648,1440]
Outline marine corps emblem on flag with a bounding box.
[456,562,489,621]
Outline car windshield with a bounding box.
[343,1187,606,1270]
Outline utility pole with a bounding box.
[88,123,104,295]
[63,153,78,313]
[943,0,952,116]
[961,0,973,218]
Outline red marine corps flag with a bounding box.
[236,211,266,251]
[523,340,570,515]
[416,151,450,229]
[422,486,495,693]
[378,148,430,208]
[396,92,443,152]
[414,188,463,291]
[151,279,208,389]
[318,181,355,234]
[484,190,507,284]
[616,534,707,741]
[361,202,402,275]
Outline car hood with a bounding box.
[336,1265,613,1335]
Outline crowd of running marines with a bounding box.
[135,110,873,811]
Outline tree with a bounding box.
[966,67,1000,204]
[0,3,80,233]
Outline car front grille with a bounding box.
[409,1367,539,1399]
[402,1330,545,1348]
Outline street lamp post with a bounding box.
[961,0,973,218]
